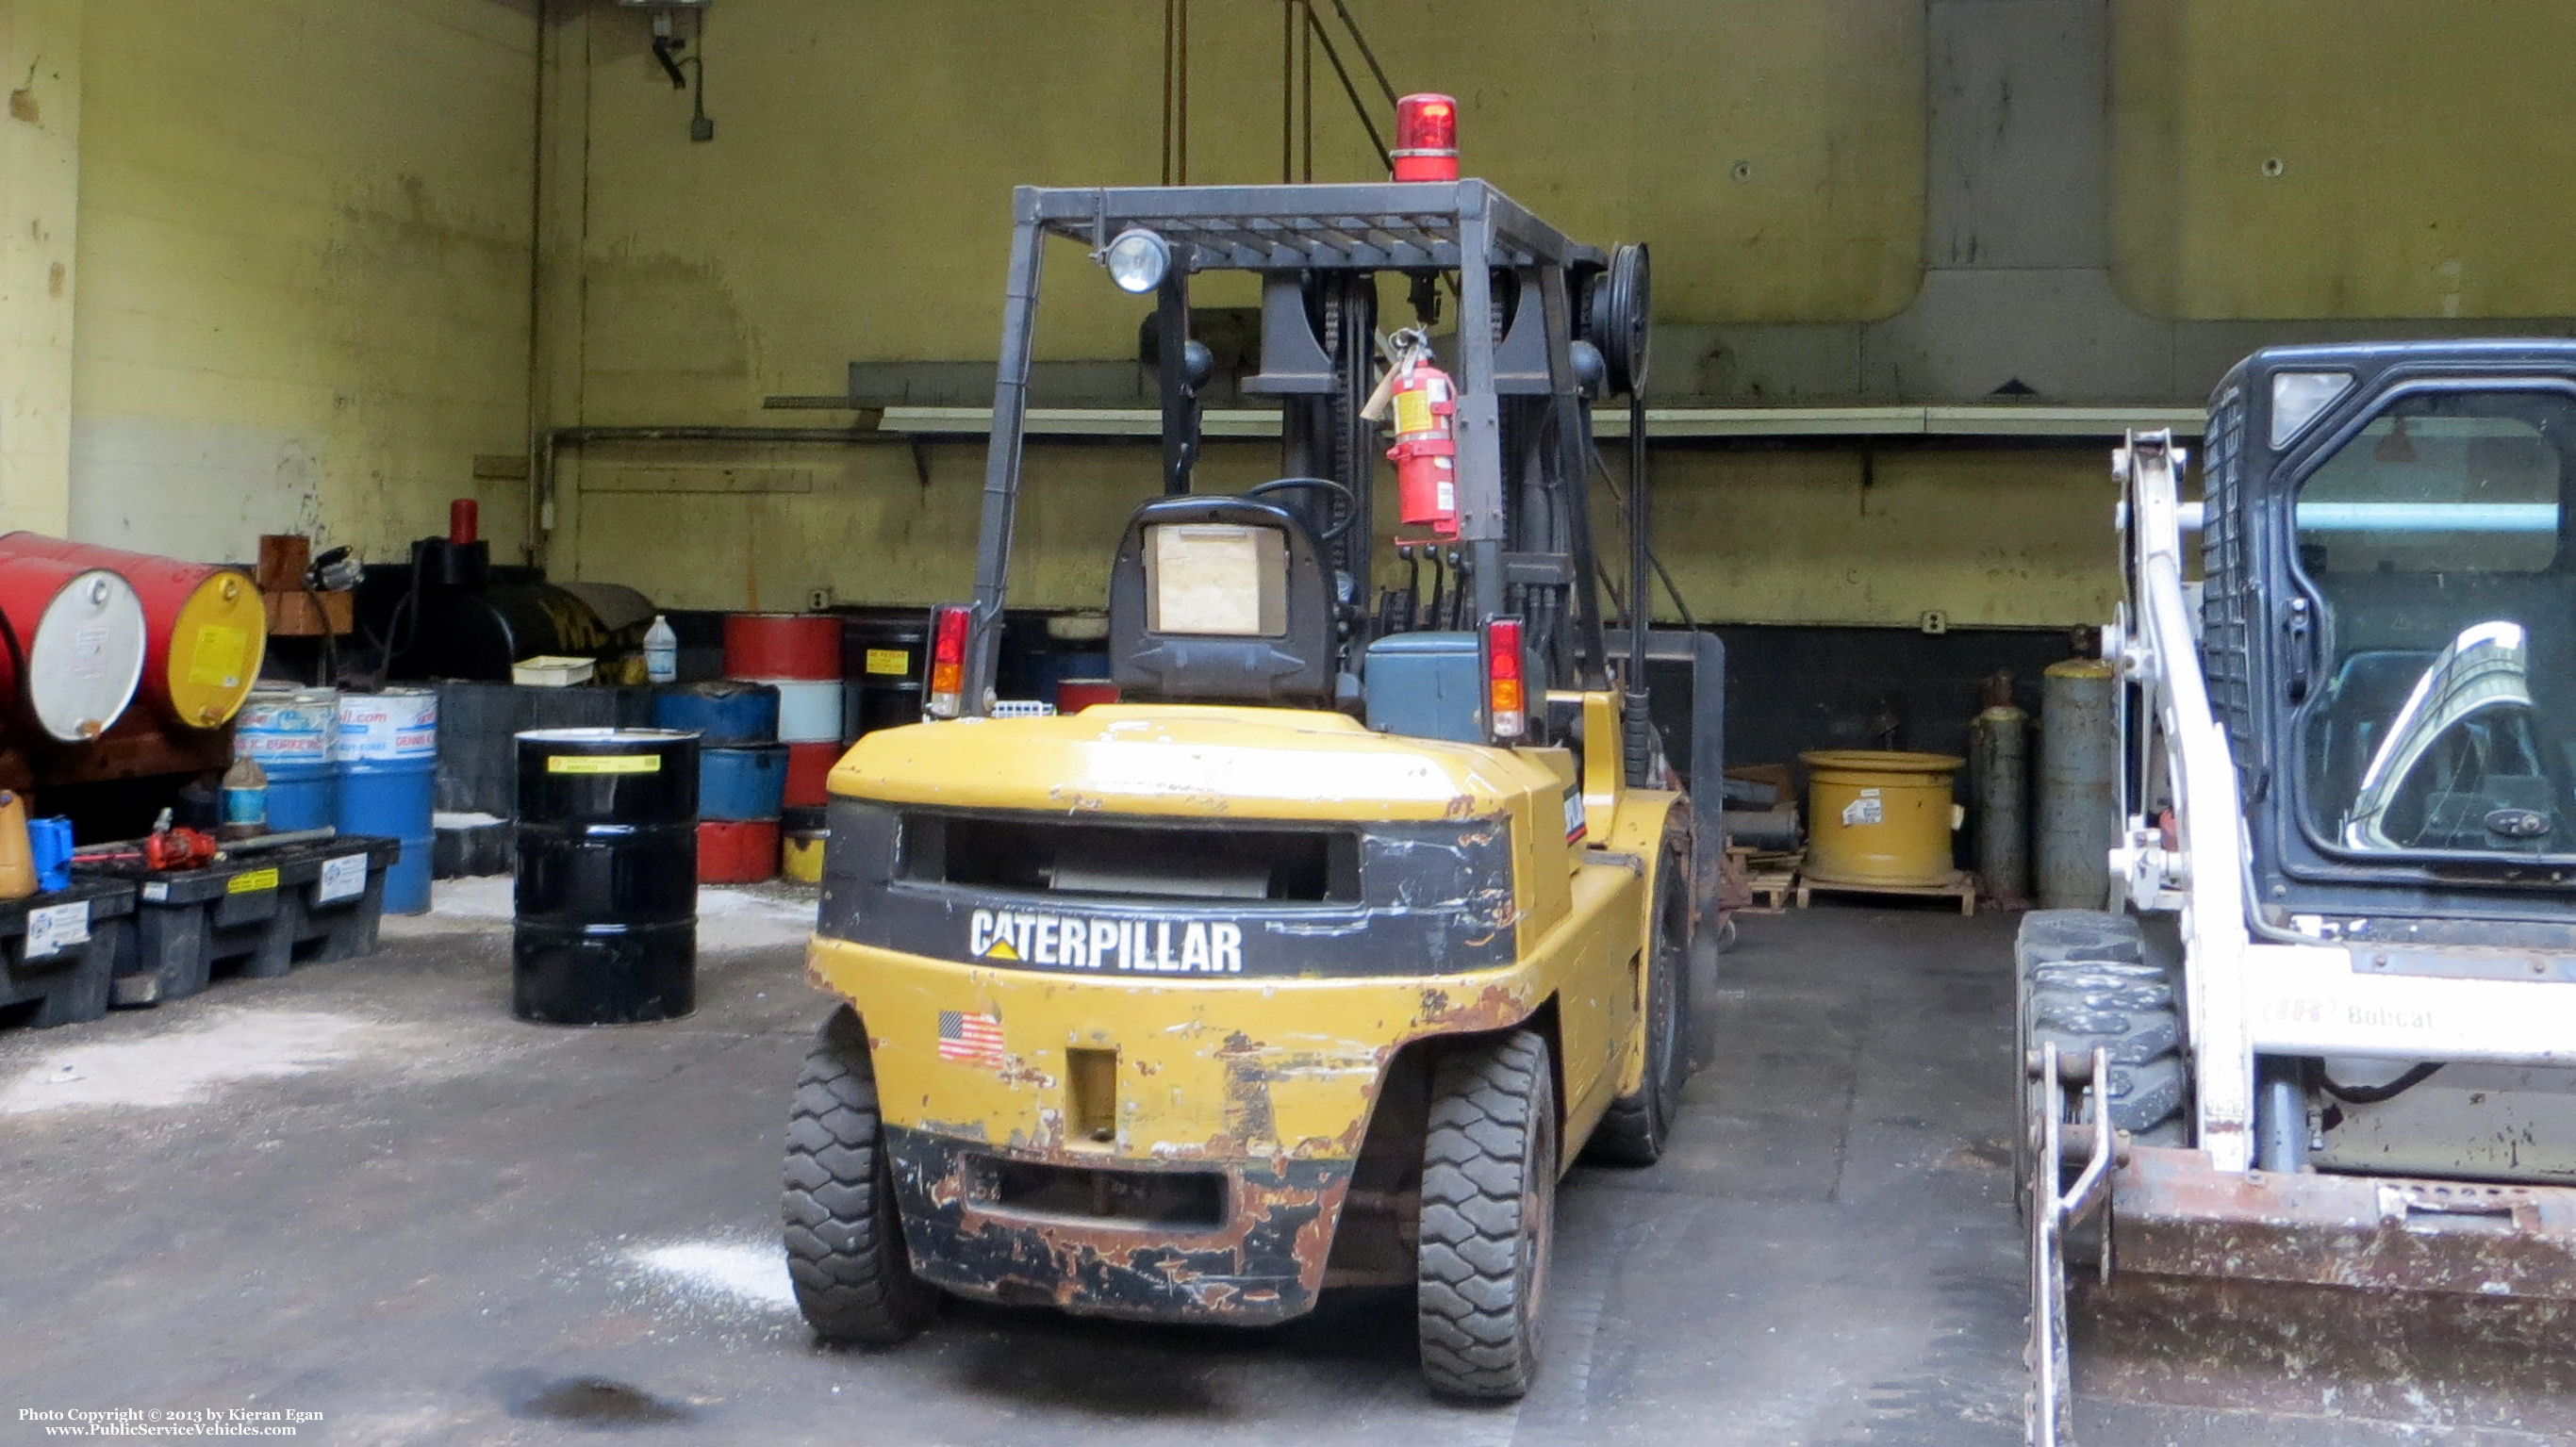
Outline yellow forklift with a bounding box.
[784,140,1723,1399]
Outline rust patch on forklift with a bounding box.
[1216,1031,1278,1151]
[883,1125,1353,1324]
[1417,981,1533,1032]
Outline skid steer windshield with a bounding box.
[2296,390,2576,859]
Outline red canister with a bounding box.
[698,818,781,883]
[723,613,840,681]
[783,740,841,808]
[1056,678,1121,713]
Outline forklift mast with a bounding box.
[959,180,1639,715]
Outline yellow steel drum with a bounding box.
[781,828,827,884]
[165,567,267,727]
[1799,749,1964,887]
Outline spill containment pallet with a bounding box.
[0,879,137,1029]
[77,836,401,1007]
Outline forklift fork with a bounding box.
[2027,1044,2116,1447]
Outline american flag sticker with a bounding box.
[937,1010,1005,1067]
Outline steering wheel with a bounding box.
[1247,476,1359,544]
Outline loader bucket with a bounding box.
[2073,1145,2576,1432]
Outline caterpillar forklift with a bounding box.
[2024,341,2576,1441]
[784,111,1723,1399]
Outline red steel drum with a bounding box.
[722,613,840,681]
[782,740,840,808]
[0,534,265,729]
[0,553,149,742]
[698,818,781,884]
[1056,678,1121,713]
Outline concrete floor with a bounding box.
[0,890,2551,1445]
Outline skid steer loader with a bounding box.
[783,160,1724,1400]
[2024,341,2576,1442]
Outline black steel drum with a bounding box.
[512,728,698,1024]
[840,610,927,743]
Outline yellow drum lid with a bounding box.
[168,569,267,727]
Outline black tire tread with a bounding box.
[783,1008,938,1345]
[1418,1029,1555,1401]
[2014,912,2187,1143]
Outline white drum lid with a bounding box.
[28,567,147,742]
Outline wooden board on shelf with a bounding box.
[263,589,353,636]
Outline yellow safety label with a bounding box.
[548,754,660,774]
[1394,386,1434,437]
[865,648,911,676]
[227,867,280,895]
[188,625,249,686]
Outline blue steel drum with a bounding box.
[652,680,780,746]
[699,743,788,822]
[335,688,437,913]
[237,687,339,832]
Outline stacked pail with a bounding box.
[654,677,785,883]
[237,687,340,831]
[337,688,438,913]
[721,613,845,878]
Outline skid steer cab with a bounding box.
[784,123,1725,1403]
[2022,339,2576,1442]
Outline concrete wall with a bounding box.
[546,0,2572,627]
[2114,0,2576,321]
[63,0,537,566]
[545,0,1945,618]
[19,0,2570,627]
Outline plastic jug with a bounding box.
[644,614,680,684]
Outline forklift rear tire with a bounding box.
[784,1007,939,1346]
[1417,1028,1558,1401]
[1589,818,1693,1165]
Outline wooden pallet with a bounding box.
[1793,870,1978,916]
[1743,870,1797,913]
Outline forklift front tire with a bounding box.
[1417,1028,1559,1400]
[784,1007,940,1346]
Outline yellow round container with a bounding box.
[165,568,268,728]
[781,829,827,884]
[1799,749,1965,887]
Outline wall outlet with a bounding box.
[1919,610,1949,635]
[808,587,834,611]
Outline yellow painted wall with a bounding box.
[48,0,2561,625]
[552,0,1938,616]
[2113,0,2576,320]
[1646,449,2120,628]
[66,0,537,566]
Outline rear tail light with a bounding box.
[1483,616,1526,742]
[926,604,971,718]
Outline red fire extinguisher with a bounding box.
[1369,329,1459,538]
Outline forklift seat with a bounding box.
[1107,495,1336,707]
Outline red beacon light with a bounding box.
[1393,93,1460,183]
[925,603,972,718]
[1482,616,1527,742]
